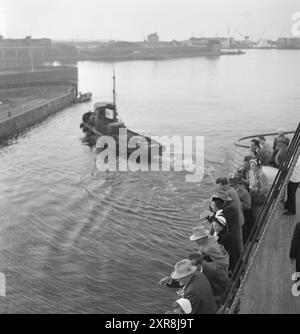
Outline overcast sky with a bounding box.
[0,0,299,41]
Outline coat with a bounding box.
[274,147,288,168]
[202,261,230,297]
[183,271,218,314]
[290,223,300,272]
[228,186,245,227]
[167,272,218,314]
[198,235,229,271]
[223,201,244,253]
[217,227,241,273]
[169,265,229,300]
[256,147,272,166]
[236,185,252,211]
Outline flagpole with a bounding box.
[113,67,116,110]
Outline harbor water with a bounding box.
[0,49,299,313]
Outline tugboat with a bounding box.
[76,91,93,103]
[80,71,164,157]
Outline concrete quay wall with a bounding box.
[0,89,76,141]
[0,66,78,91]
[0,66,78,141]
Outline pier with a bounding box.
[0,67,78,141]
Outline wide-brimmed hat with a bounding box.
[175,298,192,314]
[171,259,197,280]
[211,190,232,202]
[189,226,209,241]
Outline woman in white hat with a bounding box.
[165,298,192,314]
[174,298,192,314]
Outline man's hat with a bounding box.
[171,259,197,280]
[189,226,209,241]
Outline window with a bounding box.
[105,109,114,120]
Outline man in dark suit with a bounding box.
[159,259,218,314]
[188,252,230,302]
[290,223,300,274]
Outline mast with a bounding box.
[113,67,116,110]
[227,27,231,49]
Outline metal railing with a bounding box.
[232,131,295,171]
[220,123,300,313]
[234,131,296,149]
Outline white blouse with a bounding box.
[290,156,300,183]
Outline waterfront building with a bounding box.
[0,36,54,71]
[276,37,300,49]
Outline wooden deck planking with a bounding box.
[239,194,300,314]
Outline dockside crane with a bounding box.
[234,29,250,41]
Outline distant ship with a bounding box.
[78,37,223,61]
[75,91,92,103]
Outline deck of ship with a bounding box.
[239,194,300,314]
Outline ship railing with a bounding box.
[220,123,300,313]
[232,131,296,172]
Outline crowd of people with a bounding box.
[158,130,300,314]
